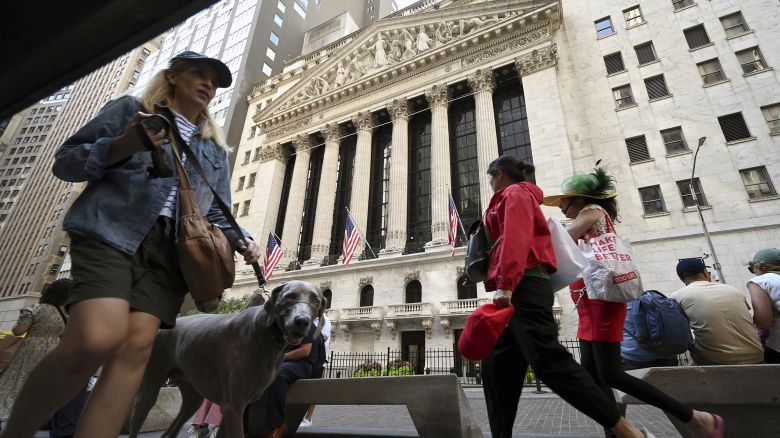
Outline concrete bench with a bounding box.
[247,374,483,438]
[121,386,180,434]
[616,364,780,438]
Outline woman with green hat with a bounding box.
[544,167,722,438]
[747,248,780,363]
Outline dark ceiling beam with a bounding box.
[0,0,219,120]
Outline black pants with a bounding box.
[266,362,312,430]
[481,276,622,438]
[580,340,693,423]
[766,347,780,364]
[49,385,89,437]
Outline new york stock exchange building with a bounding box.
[228,0,780,373]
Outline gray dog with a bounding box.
[129,280,325,438]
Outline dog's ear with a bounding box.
[264,283,286,327]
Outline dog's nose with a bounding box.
[293,316,310,329]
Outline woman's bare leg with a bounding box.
[74,311,160,438]
[0,298,129,438]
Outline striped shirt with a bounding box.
[158,112,198,218]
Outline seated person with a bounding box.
[264,322,325,438]
[671,258,763,365]
[621,299,679,370]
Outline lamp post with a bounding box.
[690,137,726,282]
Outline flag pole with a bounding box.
[345,207,377,259]
[272,231,300,269]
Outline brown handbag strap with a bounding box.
[168,134,193,192]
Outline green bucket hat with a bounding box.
[543,166,618,207]
[751,248,780,264]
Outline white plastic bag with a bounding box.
[579,217,643,303]
[547,217,588,292]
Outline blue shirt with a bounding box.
[53,95,250,254]
[621,300,677,362]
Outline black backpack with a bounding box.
[464,220,498,283]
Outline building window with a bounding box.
[761,104,780,135]
[266,47,276,62]
[720,12,749,38]
[366,124,391,257]
[613,84,635,109]
[327,131,356,265]
[262,63,273,76]
[595,17,615,38]
[243,150,251,164]
[676,178,708,208]
[639,185,667,215]
[269,32,279,46]
[457,275,478,300]
[322,289,332,309]
[297,144,325,263]
[625,135,651,163]
[247,173,256,188]
[237,176,245,191]
[494,74,532,163]
[274,144,296,239]
[360,285,374,307]
[241,200,251,216]
[645,75,670,100]
[449,94,481,244]
[634,42,657,65]
[661,127,689,154]
[717,112,752,142]
[293,1,306,19]
[405,280,422,304]
[407,111,432,255]
[672,0,694,11]
[274,14,283,27]
[277,0,286,13]
[604,52,625,74]
[49,264,61,275]
[736,47,768,74]
[253,147,261,161]
[697,58,726,84]
[683,25,711,49]
[740,167,776,200]
[623,6,645,27]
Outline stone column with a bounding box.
[279,134,312,264]
[468,68,499,211]
[252,143,288,240]
[425,84,452,248]
[305,124,341,266]
[381,99,410,256]
[348,111,374,256]
[514,44,570,199]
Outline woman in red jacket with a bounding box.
[545,167,721,438]
[481,156,651,438]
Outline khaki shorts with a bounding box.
[66,216,187,329]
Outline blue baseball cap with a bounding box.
[676,258,710,279]
[169,51,232,88]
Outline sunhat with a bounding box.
[543,165,617,207]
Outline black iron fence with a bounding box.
[324,339,692,386]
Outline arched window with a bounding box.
[405,280,422,303]
[457,275,478,300]
[360,285,374,307]
[323,289,333,309]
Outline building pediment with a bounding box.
[254,0,560,136]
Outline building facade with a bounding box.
[229,0,780,364]
[0,42,158,329]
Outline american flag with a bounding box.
[262,232,284,280]
[448,193,460,256]
[342,213,361,267]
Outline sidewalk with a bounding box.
[32,387,681,437]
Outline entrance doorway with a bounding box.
[401,331,425,374]
[453,329,480,383]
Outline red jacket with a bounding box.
[484,182,557,292]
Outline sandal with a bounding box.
[707,414,724,438]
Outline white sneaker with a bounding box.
[641,428,656,438]
[300,418,312,428]
[188,425,210,438]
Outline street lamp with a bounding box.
[690,137,726,282]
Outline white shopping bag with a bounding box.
[547,217,588,292]
[579,216,644,303]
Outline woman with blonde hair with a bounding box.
[0,52,260,438]
[747,248,780,363]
